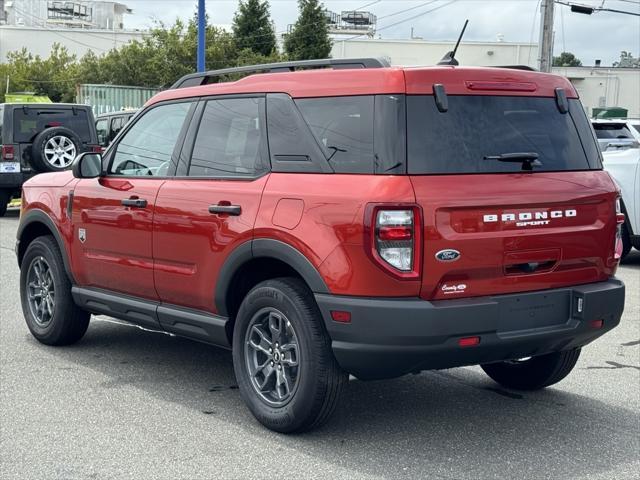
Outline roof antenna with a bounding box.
[438,19,469,66]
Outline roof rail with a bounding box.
[170,57,391,89]
[490,65,538,71]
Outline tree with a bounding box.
[613,51,639,68]
[0,16,287,103]
[553,52,582,67]
[284,0,332,60]
[233,0,276,57]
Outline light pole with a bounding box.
[538,0,555,72]
[197,0,206,72]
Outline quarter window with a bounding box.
[188,97,267,177]
[295,96,374,173]
[109,102,191,176]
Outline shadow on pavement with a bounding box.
[621,249,640,267]
[38,317,638,479]
[2,208,20,218]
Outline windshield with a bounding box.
[407,96,601,174]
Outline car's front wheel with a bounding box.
[232,278,347,433]
[20,236,90,345]
[481,348,581,390]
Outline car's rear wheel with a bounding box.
[20,236,90,345]
[232,278,347,433]
[481,348,581,390]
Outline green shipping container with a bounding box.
[593,107,629,119]
[76,84,160,115]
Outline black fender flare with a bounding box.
[16,209,76,283]
[214,238,330,317]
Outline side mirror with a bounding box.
[72,152,103,179]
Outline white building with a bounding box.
[332,38,640,118]
[1,0,131,30]
[0,24,144,58]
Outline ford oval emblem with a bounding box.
[435,249,461,262]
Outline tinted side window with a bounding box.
[0,106,4,142]
[95,119,108,146]
[188,97,267,177]
[109,102,191,176]
[13,108,91,143]
[295,96,374,173]
[111,116,126,141]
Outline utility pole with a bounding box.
[197,0,206,72]
[538,0,555,72]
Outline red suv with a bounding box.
[16,58,626,433]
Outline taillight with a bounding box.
[92,145,104,153]
[614,197,625,261]
[1,145,15,160]
[366,205,422,279]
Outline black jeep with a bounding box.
[0,103,100,216]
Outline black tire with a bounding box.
[20,236,90,345]
[31,127,81,173]
[481,348,581,391]
[232,277,347,433]
[620,221,632,262]
[0,189,9,217]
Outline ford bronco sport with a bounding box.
[16,58,626,433]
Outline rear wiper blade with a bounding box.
[483,152,542,171]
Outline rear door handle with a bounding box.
[121,197,147,208]
[208,204,241,216]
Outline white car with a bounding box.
[603,147,640,259]
[592,119,640,152]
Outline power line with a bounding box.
[343,0,458,41]
[527,0,542,66]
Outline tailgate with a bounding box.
[411,171,619,300]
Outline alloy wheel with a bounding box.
[43,135,76,168]
[244,307,301,407]
[26,256,56,327]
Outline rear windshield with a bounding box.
[407,96,601,174]
[592,123,635,140]
[13,108,91,143]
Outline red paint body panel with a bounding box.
[404,67,578,97]
[410,171,619,300]
[148,68,407,104]
[70,177,165,300]
[152,177,268,313]
[21,172,78,259]
[257,174,419,296]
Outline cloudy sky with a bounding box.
[124,0,640,66]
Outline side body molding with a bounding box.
[215,238,330,317]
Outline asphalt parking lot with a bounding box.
[1,207,638,480]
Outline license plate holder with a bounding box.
[498,291,570,332]
[0,162,21,173]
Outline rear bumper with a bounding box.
[315,279,625,380]
[0,172,26,190]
